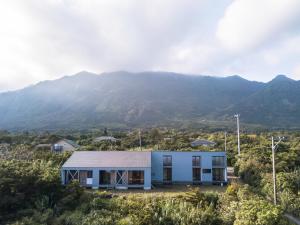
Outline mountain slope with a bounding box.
[4,71,300,130]
[221,75,300,128]
[0,71,267,130]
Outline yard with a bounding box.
[90,184,227,198]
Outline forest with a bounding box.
[0,128,299,225]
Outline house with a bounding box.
[191,139,216,147]
[61,151,227,190]
[52,139,80,153]
[61,151,151,189]
[94,136,118,143]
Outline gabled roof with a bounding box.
[191,139,216,147]
[55,139,80,148]
[62,151,151,168]
[94,136,118,142]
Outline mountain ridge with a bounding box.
[0,71,299,130]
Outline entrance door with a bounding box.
[79,171,87,186]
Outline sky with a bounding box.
[1,0,300,91]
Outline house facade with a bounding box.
[61,151,227,190]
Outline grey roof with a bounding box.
[191,139,216,147]
[94,136,118,142]
[56,139,80,148]
[62,151,151,168]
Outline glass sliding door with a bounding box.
[212,168,225,182]
[163,167,172,183]
[99,170,111,185]
[79,170,93,186]
[163,155,172,183]
[128,171,144,185]
[192,168,201,182]
[192,156,201,183]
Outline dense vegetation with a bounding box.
[0,128,299,224]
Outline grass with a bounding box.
[96,184,227,198]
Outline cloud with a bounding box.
[0,0,300,91]
[0,0,215,91]
[216,0,300,53]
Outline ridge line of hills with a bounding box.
[0,71,299,130]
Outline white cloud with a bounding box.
[0,0,300,91]
[292,65,300,80]
[216,0,300,53]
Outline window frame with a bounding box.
[212,168,225,181]
[163,155,172,183]
[212,156,225,167]
[192,156,201,167]
[128,170,144,185]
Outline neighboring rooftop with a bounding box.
[191,139,216,147]
[94,136,118,142]
[62,151,151,168]
[56,139,80,148]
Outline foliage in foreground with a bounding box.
[0,152,290,225]
[0,130,299,224]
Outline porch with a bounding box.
[62,168,151,190]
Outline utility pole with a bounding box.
[234,114,240,155]
[139,129,142,150]
[224,131,227,152]
[271,136,284,205]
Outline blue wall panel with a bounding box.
[151,151,227,183]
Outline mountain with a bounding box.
[220,75,300,128]
[0,71,299,130]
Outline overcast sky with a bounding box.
[1,0,300,91]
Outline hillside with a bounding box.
[220,75,300,128]
[1,71,299,130]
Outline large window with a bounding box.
[192,156,201,182]
[128,171,144,185]
[99,170,111,185]
[163,155,172,183]
[79,170,93,186]
[163,155,172,167]
[192,156,201,167]
[212,168,225,181]
[212,156,225,167]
